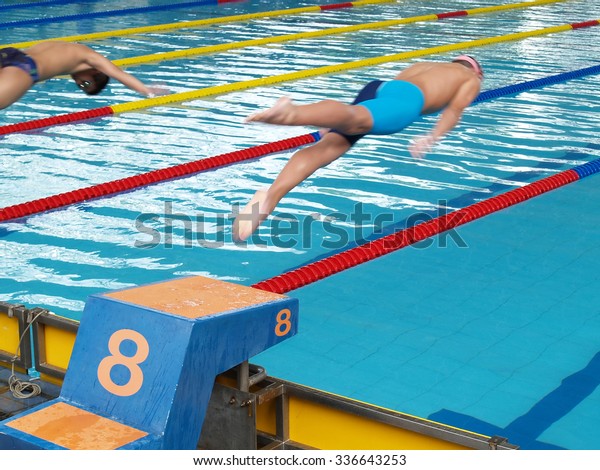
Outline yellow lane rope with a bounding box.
[110,0,566,68]
[2,0,566,67]
[111,20,595,114]
[1,0,394,49]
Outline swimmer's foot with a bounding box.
[245,97,297,125]
[233,190,273,242]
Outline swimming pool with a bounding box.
[1,0,599,450]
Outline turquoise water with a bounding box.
[1,0,600,449]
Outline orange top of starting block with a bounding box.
[6,402,147,450]
[105,276,285,319]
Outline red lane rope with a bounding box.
[0,107,114,135]
[572,20,600,29]
[0,133,318,222]
[320,2,355,10]
[436,10,468,19]
[252,169,580,294]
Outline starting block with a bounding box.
[0,276,298,449]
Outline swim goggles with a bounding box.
[77,80,92,90]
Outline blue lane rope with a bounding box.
[0,0,230,30]
[573,159,600,179]
[0,0,95,12]
[475,64,600,103]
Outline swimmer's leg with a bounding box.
[0,67,33,110]
[245,97,374,135]
[233,189,271,243]
[233,132,351,242]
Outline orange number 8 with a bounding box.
[97,329,150,397]
[275,309,292,337]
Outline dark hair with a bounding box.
[85,72,110,96]
[72,70,111,95]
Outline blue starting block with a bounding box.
[0,276,298,449]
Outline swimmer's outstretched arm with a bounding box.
[83,50,169,97]
[409,79,480,158]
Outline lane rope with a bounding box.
[0,0,96,11]
[1,0,564,65]
[0,0,245,30]
[252,160,600,293]
[1,64,598,223]
[0,0,393,47]
[0,132,321,223]
[110,0,567,68]
[1,18,597,137]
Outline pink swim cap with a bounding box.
[453,55,484,79]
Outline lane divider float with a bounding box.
[0,0,95,11]
[0,132,321,223]
[110,0,567,68]
[2,0,566,67]
[252,159,600,293]
[1,0,393,48]
[0,0,245,31]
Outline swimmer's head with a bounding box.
[71,69,110,95]
[452,55,483,79]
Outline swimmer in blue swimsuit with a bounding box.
[234,56,484,241]
[0,41,169,110]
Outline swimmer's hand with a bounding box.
[409,134,437,159]
[145,85,171,98]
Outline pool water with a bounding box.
[1,0,600,450]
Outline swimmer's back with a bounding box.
[396,62,481,114]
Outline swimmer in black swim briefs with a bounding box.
[0,48,39,83]
[0,41,169,110]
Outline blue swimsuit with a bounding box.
[331,80,425,146]
[0,47,40,83]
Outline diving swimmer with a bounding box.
[0,41,169,110]
[233,55,484,242]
